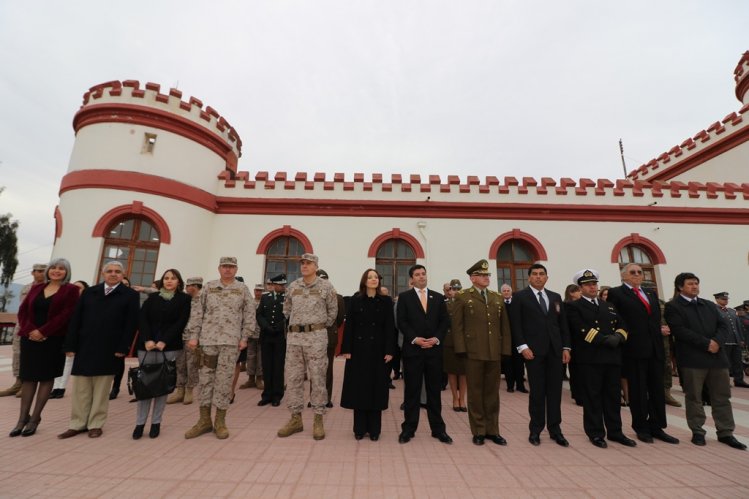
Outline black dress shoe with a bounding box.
[517,386,528,393]
[691,434,706,446]
[132,424,144,440]
[734,380,749,388]
[472,435,485,445]
[354,433,364,440]
[636,433,653,443]
[398,432,413,444]
[271,401,280,407]
[108,390,118,400]
[389,383,396,389]
[486,434,507,446]
[400,403,405,410]
[21,419,40,437]
[608,434,637,447]
[507,387,515,393]
[590,437,607,448]
[652,430,679,444]
[529,434,541,446]
[432,432,453,444]
[370,434,379,441]
[459,407,467,412]
[149,423,160,438]
[50,389,63,399]
[258,399,271,406]
[325,401,334,408]
[453,406,461,412]
[550,434,569,447]
[717,436,747,450]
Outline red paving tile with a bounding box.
[0,346,748,498]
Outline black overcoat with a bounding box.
[137,291,192,352]
[340,293,395,410]
[64,283,140,376]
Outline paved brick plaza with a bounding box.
[0,345,747,498]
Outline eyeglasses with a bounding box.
[628,270,643,275]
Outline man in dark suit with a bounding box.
[58,260,139,439]
[606,263,678,444]
[452,259,512,446]
[257,274,287,407]
[510,263,571,446]
[501,283,527,393]
[664,273,746,450]
[566,269,636,448]
[397,264,451,444]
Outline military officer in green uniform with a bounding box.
[452,259,512,446]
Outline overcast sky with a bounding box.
[1,0,747,284]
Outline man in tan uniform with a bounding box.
[452,259,512,446]
[277,253,338,440]
[185,257,256,439]
[167,277,202,405]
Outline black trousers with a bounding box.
[353,409,382,436]
[502,350,526,390]
[724,344,744,383]
[325,344,335,403]
[579,363,623,439]
[260,336,286,403]
[401,352,445,435]
[622,356,666,435]
[111,357,125,393]
[525,352,563,436]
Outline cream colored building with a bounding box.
[52,52,749,299]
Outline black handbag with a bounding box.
[127,350,177,400]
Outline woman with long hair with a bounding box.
[340,269,395,440]
[10,258,79,437]
[132,269,191,439]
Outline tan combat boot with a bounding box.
[214,408,229,439]
[239,377,255,389]
[312,414,325,440]
[277,413,303,437]
[0,378,21,397]
[255,376,264,390]
[182,388,194,405]
[664,389,682,407]
[166,387,184,404]
[184,406,213,439]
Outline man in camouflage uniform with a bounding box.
[167,277,202,405]
[185,257,256,439]
[240,285,266,390]
[277,253,338,440]
[0,264,47,397]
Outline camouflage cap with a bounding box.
[573,269,599,285]
[316,269,329,279]
[254,284,265,291]
[185,277,203,286]
[219,256,237,266]
[300,253,319,264]
[32,263,48,271]
[466,259,490,276]
[449,279,462,290]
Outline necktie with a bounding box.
[505,299,510,305]
[634,287,651,314]
[105,286,113,296]
[592,298,598,306]
[538,291,548,314]
[481,289,487,303]
[419,289,427,312]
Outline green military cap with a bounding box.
[713,291,729,299]
[573,269,599,285]
[466,259,490,276]
[219,256,237,266]
[449,279,462,290]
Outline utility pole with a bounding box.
[619,138,628,177]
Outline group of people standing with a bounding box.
[5,253,747,452]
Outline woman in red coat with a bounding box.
[10,258,79,437]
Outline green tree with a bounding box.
[0,187,19,312]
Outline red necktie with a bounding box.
[634,287,651,314]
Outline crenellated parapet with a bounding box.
[734,50,749,105]
[216,171,749,201]
[73,80,242,170]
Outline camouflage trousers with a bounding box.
[198,345,238,410]
[175,341,199,389]
[11,330,20,377]
[285,330,328,415]
[246,338,263,377]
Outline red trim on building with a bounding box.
[53,206,62,239]
[255,225,314,255]
[367,229,426,259]
[92,202,172,244]
[488,229,548,261]
[610,234,666,264]
[73,103,239,171]
[60,170,217,212]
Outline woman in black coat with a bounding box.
[132,269,191,439]
[340,269,395,440]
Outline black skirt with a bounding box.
[20,336,66,381]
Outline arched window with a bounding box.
[264,236,305,283]
[375,239,416,297]
[496,239,537,291]
[618,245,659,295]
[99,217,160,287]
